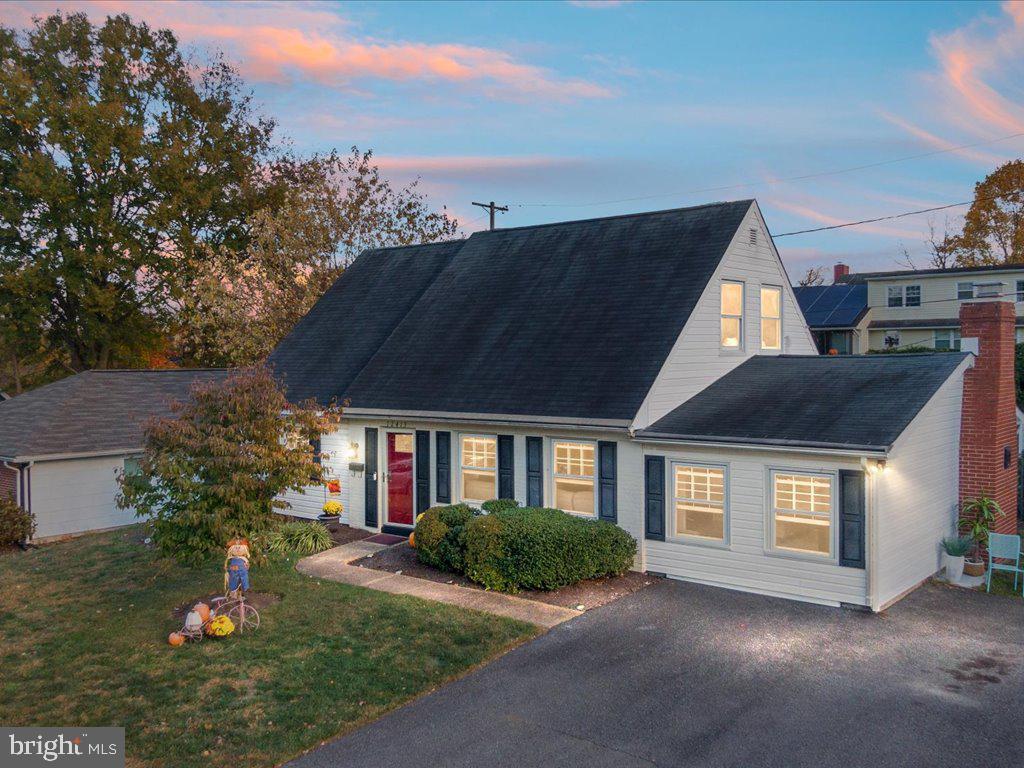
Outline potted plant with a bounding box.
[318,500,343,524]
[958,495,1004,577]
[940,535,972,582]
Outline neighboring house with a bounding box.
[833,262,1024,351]
[792,265,869,354]
[0,369,228,540]
[271,200,1017,611]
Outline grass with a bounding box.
[0,527,537,768]
[981,570,1024,598]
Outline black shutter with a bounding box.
[598,441,617,523]
[526,436,543,507]
[497,434,514,500]
[839,469,866,568]
[435,431,451,503]
[644,455,665,541]
[415,430,430,517]
[364,428,378,528]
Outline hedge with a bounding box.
[0,498,35,545]
[416,501,636,592]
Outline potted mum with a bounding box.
[958,495,1003,578]
[940,535,971,582]
[319,500,343,524]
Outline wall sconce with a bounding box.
[872,460,887,475]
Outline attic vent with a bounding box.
[748,227,758,246]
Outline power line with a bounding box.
[508,129,1024,209]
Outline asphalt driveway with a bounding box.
[288,579,1024,768]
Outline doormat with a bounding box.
[366,533,408,545]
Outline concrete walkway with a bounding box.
[297,541,578,628]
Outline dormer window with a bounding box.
[887,284,920,308]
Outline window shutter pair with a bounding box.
[839,469,866,569]
[525,438,617,520]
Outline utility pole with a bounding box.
[472,200,509,231]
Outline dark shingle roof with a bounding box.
[0,369,229,460]
[637,353,968,452]
[272,201,754,421]
[792,284,868,329]
[268,241,463,404]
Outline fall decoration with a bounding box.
[206,615,235,637]
[408,532,416,548]
[322,501,343,516]
[168,632,185,647]
[193,603,211,623]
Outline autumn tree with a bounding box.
[175,149,459,367]
[944,160,1024,267]
[0,12,294,371]
[119,366,340,565]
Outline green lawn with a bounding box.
[982,570,1024,598]
[0,528,537,768]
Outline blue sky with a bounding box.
[6,0,1024,274]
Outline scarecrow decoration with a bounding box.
[224,538,251,596]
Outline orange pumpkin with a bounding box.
[168,632,185,647]
[408,532,416,548]
[193,602,211,623]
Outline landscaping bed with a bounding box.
[353,542,655,610]
[0,526,536,768]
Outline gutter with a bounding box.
[342,408,632,432]
[633,433,889,459]
[0,447,142,463]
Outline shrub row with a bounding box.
[414,501,637,592]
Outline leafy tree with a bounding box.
[118,366,340,565]
[175,149,459,367]
[0,12,294,371]
[944,161,1024,267]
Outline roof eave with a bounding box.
[343,407,632,431]
[0,447,142,463]
[632,432,889,457]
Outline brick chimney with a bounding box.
[833,263,850,283]
[959,298,1018,534]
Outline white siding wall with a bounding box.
[873,362,967,607]
[30,455,139,539]
[642,444,869,606]
[277,423,352,523]
[633,204,817,429]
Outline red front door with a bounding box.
[386,432,414,526]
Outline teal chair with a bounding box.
[986,532,1023,594]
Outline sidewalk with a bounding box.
[297,541,578,628]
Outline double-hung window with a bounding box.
[958,282,975,301]
[887,284,921,307]
[760,286,781,350]
[770,471,833,558]
[1017,280,1024,303]
[934,329,961,351]
[461,435,497,503]
[553,440,595,516]
[721,281,744,349]
[673,463,727,542]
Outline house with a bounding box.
[833,262,1024,351]
[271,200,1017,610]
[792,265,870,354]
[0,369,228,540]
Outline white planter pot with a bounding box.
[943,553,965,582]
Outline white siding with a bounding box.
[873,361,967,607]
[29,456,139,539]
[642,444,869,607]
[633,203,817,429]
[277,423,352,522]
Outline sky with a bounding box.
[4,0,1024,275]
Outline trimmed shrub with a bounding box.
[0,498,35,545]
[464,507,637,592]
[265,521,333,555]
[414,504,476,572]
[481,498,520,514]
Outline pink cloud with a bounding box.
[876,110,1005,166]
[0,1,611,102]
[374,155,583,180]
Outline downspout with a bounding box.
[861,456,881,611]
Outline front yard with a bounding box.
[0,527,537,768]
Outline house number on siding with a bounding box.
[383,420,410,429]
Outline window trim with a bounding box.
[458,432,498,506]
[887,284,921,308]
[720,279,745,351]
[1016,280,1024,304]
[957,281,975,301]
[760,285,782,352]
[765,468,838,563]
[669,460,731,548]
[933,328,961,351]
[550,438,598,518]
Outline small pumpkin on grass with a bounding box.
[168,632,185,647]
[408,532,416,548]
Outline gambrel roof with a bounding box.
[269,200,755,421]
